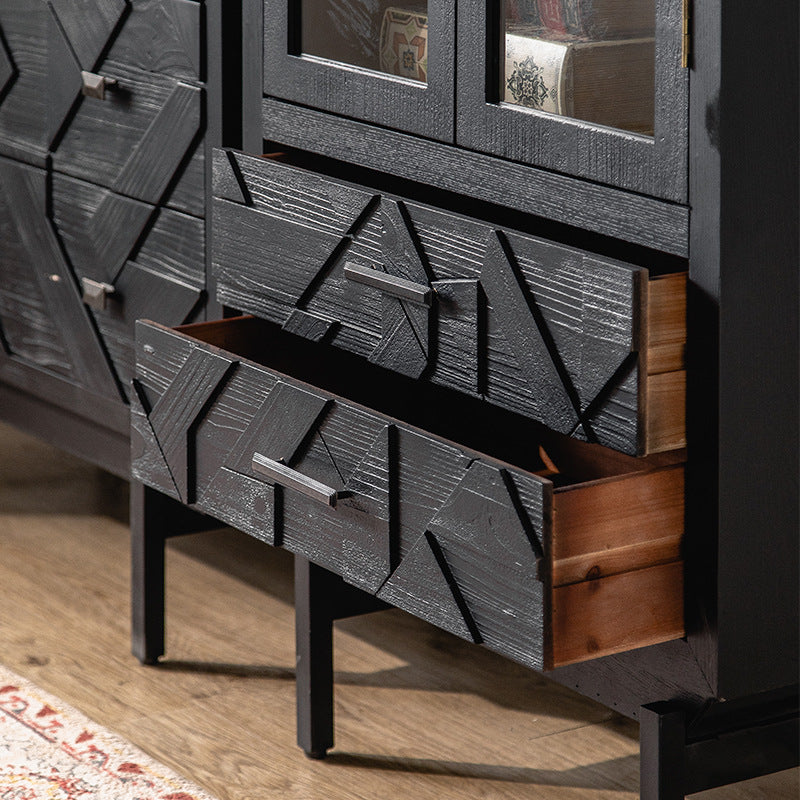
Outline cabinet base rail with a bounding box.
[640,698,799,799]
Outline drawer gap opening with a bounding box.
[176,315,682,490]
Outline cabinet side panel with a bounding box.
[714,0,799,696]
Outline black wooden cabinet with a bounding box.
[0,1,796,798]
[0,0,233,475]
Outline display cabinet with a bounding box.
[254,0,687,199]
[0,1,795,798]
[264,0,454,138]
[130,1,799,798]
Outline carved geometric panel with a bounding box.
[132,322,552,668]
[0,24,15,99]
[0,4,51,160]
[0,161,121,401]
[49,174,205,399]
[0,0,207,413]
[213,152,648,453]
[49,0,127,72]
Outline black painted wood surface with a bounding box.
[686,0,800,700]
[0,0,212,429]
[213,150,646,454]
[260,99,690,257]
[132,317,688,674]
[132,318,553,670]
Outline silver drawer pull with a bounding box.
[252,453,341,507]
[81,277,115,311]
[81,71,118,100]
[344,262,433,306]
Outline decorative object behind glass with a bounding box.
[503,0,655,134]
[302,0,429,83]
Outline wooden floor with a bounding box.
[0,421,796,800]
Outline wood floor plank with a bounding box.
[0,421,796,800]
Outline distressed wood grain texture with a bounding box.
[213,152,682,455]
[105,0,201,81]
[0,0,211,438]
[0,3,50,161]
[50,174,205,398]
[0,26,13,95]
[112,80,201,204]
[49,0,128,73]
[132,318,685,670]
[53,62,204,218]
[45,4,84,147]
[148,346,236,501]
[0,160,73,377]
[0,160,121,401]
[261,99,690,256]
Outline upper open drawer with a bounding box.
[132,315,684,671]
[212,150,686,456]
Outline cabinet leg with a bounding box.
[131,482,167,665]
[640,696,800,799]
[294,557,390,759]
[640,703,687,800]
[295,557,335,759]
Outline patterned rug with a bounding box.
[0,664,216,799]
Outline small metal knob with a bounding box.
[81,277,115,311]
[81,71,118,100]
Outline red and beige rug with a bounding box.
[0,664,216,799]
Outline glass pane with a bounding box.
[301,1,429,83]
[503,0,655,134]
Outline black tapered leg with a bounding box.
[294,556,390,758]
[131,481,167,665]
[131,481,220,665]
[295,556,335,759]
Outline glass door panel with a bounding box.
[502,0,655,134]
[265,1,452,141]
[456,0,687,201]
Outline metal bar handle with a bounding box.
[252,453,340,507]
[343,262,433,306]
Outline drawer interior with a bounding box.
[179,315,682,481]
[135,315,685,670]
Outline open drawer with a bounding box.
[131,316,685,671]
[213,149,686,456]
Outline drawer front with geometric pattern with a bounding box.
[132,316,685,671]
[213,151,686,456]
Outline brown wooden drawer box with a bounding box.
[212,150,686,456]
[131,316,685,671]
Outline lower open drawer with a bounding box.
[131,316,685,671]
